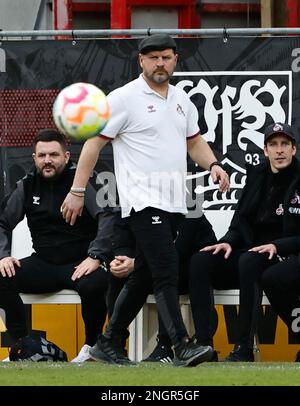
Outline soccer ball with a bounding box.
[53,82,110,141]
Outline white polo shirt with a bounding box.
[101,74,200,218]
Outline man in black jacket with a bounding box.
[0,129,114,362]
[261,249,300,362]
[190,122,300,361]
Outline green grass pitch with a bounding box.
[0,362,300,386]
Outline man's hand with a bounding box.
[61,137,109,225]
[200,242,232,259]
[71,256,101,281]
[110,256,134,279]
[0,256,20,278]
[249,244,277,260]
[61,192,84,226]
[210,165,230,193]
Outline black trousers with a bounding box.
[262,255,300,343]
[0,253,108,346]
[106,216,217,346]
[189,249,279,347]
[105,207,188,346]
[107,258,190,345]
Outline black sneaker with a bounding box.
[208,350,219,362]
[89,335,135,365]
[194,339,218,362]
[173,337,214,367]
[295,350,300,362]
[112,336,130,360]
[222,344,254,362]
[143,339,174,363]
[9,336,67,362]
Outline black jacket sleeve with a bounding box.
[84,177,116,262]
[218,164,261,249]
[0,181,26,259]
[219,210,246,249]
[112,212,136,258]
[271,236,300,257]
[87,211,116,261]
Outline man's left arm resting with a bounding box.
[270,235,300,257]
[88,211,115,267]
[71,210,115,281]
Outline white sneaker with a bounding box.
[70,344,91,363]
[2,357,10,362]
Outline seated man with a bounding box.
[107,213,217,362]
[190,123,300,361]
[0,129,114,362]
[262,256,300,362]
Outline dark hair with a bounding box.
[33,129,67,151]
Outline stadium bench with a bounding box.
[20,290,81,304]
[129,291,270,362]
[10,216,270,362]
[18,289,269,362]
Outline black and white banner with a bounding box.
[1,36,300,221]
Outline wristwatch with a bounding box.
[88,252,106,261]
[209,161,224,171]
[88,252,108,272]
[88,252,100,260]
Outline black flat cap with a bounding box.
[139,34,177,54]
[264,122,297,144]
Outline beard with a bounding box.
[37,165,61,181]
[147,70,171,84]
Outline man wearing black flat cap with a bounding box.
[190,122,300,362]
[138,33,177,54]
[61,33,229,366]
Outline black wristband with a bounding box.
[88,252,108,271]
[209,161,224,171]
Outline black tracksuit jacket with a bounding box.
[220,157,300,256]
[0,161,114,265]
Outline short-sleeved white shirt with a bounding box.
[101,74,200,218]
